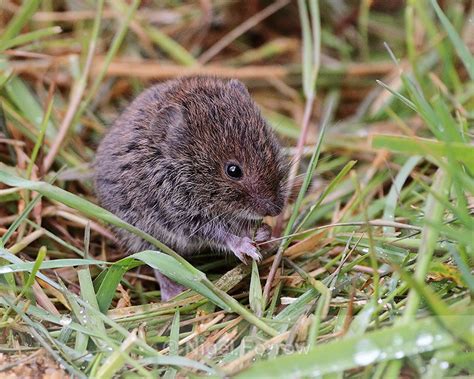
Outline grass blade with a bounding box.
[372,135,474,167]
[236,314,472,378]
[249,260,263,316]
[0,0,40,44]
[430,0,474,79]
[0,26,62,51]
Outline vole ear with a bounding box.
[155,104,193,150]
[149,104,185,143]
[155,104,184,129]
[228,79,249,96]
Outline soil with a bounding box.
[0,350,68,379]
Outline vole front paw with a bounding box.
[254,223,277,252]
[254,223,272,243]
[226,236,262,264]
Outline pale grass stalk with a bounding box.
[258,218,422,246]
[9,229,44,254]
[198,0,290,64]
[42,1,104,172]
[223,331,290,374]
[159,313,225,354]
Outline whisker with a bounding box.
[188,209,234,238]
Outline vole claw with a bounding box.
[227,236,262,264]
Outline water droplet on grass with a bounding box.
[394,351,404,359]
[416,333,433,348]
[393,336,403,346]
[354,340,380,366]
[59,315,72,326]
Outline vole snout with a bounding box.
[253,196,284,217]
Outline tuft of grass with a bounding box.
[0,0,473,377]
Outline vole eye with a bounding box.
[225,163,243,180]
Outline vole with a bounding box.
[94,76,288,300]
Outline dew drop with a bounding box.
[416,333,433,347]
[354,340,380,366]
[59,315,72,326]
[393,336,403,346]
[281,297,297,305]
[394,351,404,359]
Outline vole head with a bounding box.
[158,77,288,221]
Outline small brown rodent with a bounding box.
[94,76,288,300]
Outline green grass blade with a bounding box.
[430,0,474,79]
[163,310,180,379]
[295,159,356,232]
[3,77,56,137]
[249,260,263,316]
[4,299,86,378]
[22,246,46,291]
[449,246,474,292]
[0,192,42,247]
[79,0,140,115]
[77,266,107,334]
[402,169,451,321]
[298,0,313,98]
[383,156,421,235]
[376,80,417,111]
[0,26,62,51]
[0,0,40,44]
[95,257,142,312]
[26,97,54,179]
[132,250,227,310]
[0,258,104,273]
[308,0,321,92]
[95,330,145,379]
[144,26,197,66]
[285,91,337,239]
[237,314,472,378]
[372,135,474,167]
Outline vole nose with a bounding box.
[255,198,283,217]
